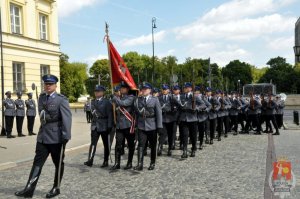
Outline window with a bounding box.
[10,3,22,34]
[13,62,25,92]
[40,65,50,87]
[39,14,48,40]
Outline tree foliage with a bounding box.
[59,54,88,102]
[259,57,297,93]
[222,60,253,91]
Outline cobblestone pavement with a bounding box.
[0,131,269,199]
[273,130,300,199]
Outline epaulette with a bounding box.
[57,93,68,100]
[39,93,46,97]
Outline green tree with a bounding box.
[251,67,267,83]
[259,57,296,93]
[60,61,88,102]
[86,59,110,96]
[222,60,253,91]
[122,52,144,84]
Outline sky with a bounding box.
[57,0,300,68]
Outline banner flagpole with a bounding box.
[105,22,115,163]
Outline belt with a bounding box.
[144,115,155,118]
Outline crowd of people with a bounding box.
[9,75,286,198]
[2,91,37,138]
[83,81,285,172]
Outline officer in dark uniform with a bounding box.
[171,85,181,150]
[133,82,163,171]
[207,88,221,144]
[84,85,113,168]
[275,95,285,129]
[15,91,26,137]
[222,91,231,138]
[3,91,16,138]
[110,82,135,170]
[238,94,248,133]
[265,94,280,135]
[84,97,92,123]
[176,82,199,158]
[229,92,242,135]
[25,93,37,135]
[245,93,262,134]
[158,84,176,156]
[15,74,72,198]
[195,88,211,150]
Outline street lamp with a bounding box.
[238,79,241,94]
[151,17,157,85]
[294,46,300,64]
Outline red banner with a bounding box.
[109,41,137,90]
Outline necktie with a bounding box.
[185,94,188,99]
[46,95,50,101]
[144,97,147,104]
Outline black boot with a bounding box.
[190,150,196,157]
[84,145,95,167]
[46,187,60,198]
[15,166,41,198]
[124,162,132,170]
[101,160,109,168]
[272,131,280,135]
[18,133,26,137]
[148,162,155,170]
[181,149,188,159]
[167,148,172,156]
[209,139,214,145]
[110,150,121,170]
[133,147,144,171]
[157,144,162,156]
[29,132,36,136]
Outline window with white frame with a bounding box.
[39,14,48,40]
[13,62,25,92]
[10,3,22,34]
[40,65,50,87]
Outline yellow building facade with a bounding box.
[1,0,60,99]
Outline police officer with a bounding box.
[238,94,248,133]
[3,91,16,138]
[15,74,72,198]
[275,95,285,129]
[25,93,37,136]
[158,84,176,156]
[176,82,198,158]
[110,82,135,170]
[265,94,280,135]
[15,91,26,137]
[133,82,163,171]
[171,85,181,150]
[195,87,211,150]
[207,88,221,144]
[229,92,241,135]
[245,93,262,134]
[84,97,92,123]
[84,85,113,168]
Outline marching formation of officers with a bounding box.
[3,91,37,138]
[84,81,285,171]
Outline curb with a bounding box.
[0,143,90,171]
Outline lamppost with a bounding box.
[151,17,157,84]
[0,7,5,136]
[294,46,300,64]
[238,79,241,94]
